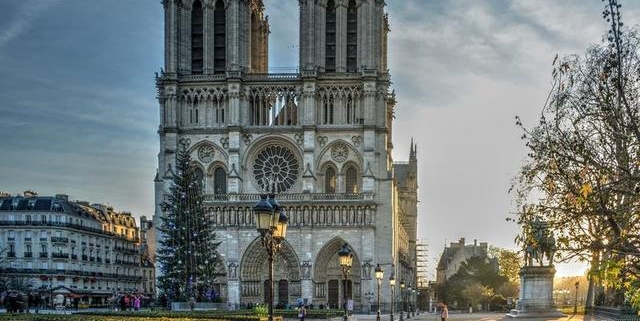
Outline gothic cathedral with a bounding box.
[153,0,418,309]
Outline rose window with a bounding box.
[253,145,300,192]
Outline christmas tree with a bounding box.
[157,145,221,302]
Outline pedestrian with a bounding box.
[298,305,307,321]
[440,304,448,321]
[134,296,141,311]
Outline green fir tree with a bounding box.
[156,146,221,302]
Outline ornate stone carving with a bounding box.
[294,133,304,146]
[228,262,238,280]
[242,133,253,145]
[317,136,328,147]
[301,261,312,279]
[252,144,300,193]
[331,143,349,162]
[179,138,191,148]
[219,137,229,149]
[197,144,215,163]
[351,135,362,147]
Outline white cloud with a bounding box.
[0,0,62,49]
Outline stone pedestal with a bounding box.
[506,266,565,318]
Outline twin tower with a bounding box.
[162,0,389,75]
[155,0,418,308]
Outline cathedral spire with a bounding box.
[410,138,417,163]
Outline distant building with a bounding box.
[435,238,495,284]
[0,193,153,306]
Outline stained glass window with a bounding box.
[253,145,299,192]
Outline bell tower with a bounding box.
[162,0,268,75]
[299,0,388,73]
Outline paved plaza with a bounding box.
[354,313,604,321]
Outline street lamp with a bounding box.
[338,244,353,321]
[574,282,579,314]
[389,274,395,321]
[375,264,383,321]
[406,285,411,319]
[254,194,288,321]
[399,280,405,321]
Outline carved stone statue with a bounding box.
[523,217,556,267]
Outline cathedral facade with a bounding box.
[153,0,418,310]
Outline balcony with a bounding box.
[52,253,69,259]
[71,254,78,260]
[39,252,48,258]
[24,237,32,242]
[96,257,102,263]
[81,255,88,261]
[23,252,33,258]
[105,259,111,264]
[51,237,69,243]
[7,251,16,258]
[202,192,374,202]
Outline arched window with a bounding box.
[324,96,334,124]
[346,0,357,72]
[325,167,336,193]
[191,0,204,74]
[214,167,227,194]
[325,0,336,72]
[345,166,358,193]
[193,167,205,189]
[214,0,226,73]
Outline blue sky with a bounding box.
[1,0,639,277]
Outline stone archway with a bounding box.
[240,237,301,306]
[312,237,361,308]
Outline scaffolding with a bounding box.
[416,240,429,289]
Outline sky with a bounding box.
[1,0,639,279]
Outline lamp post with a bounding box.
[573,282,579,314]
[254,194,288,321]
[375,264,383,321]
[338,244,353,321]
[389,274,395,321]
[406,285,411,319]
[399,280,405,321]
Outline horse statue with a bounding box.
[523,217,556,267]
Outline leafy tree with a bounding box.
[438,257,508,308]
[512,0,640,309]
[156,146,222,302]
[489,247,521,285]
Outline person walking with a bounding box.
[440,304,448,321]
[298,305,307,321]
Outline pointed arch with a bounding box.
[342,161,361,193]
[191,0,204,74]
[320,162,338,193]
[346,0,358,72]
[312,237,361,308]
[239,237,301,305]
[325,0,336,72]
[213,0,226,73]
